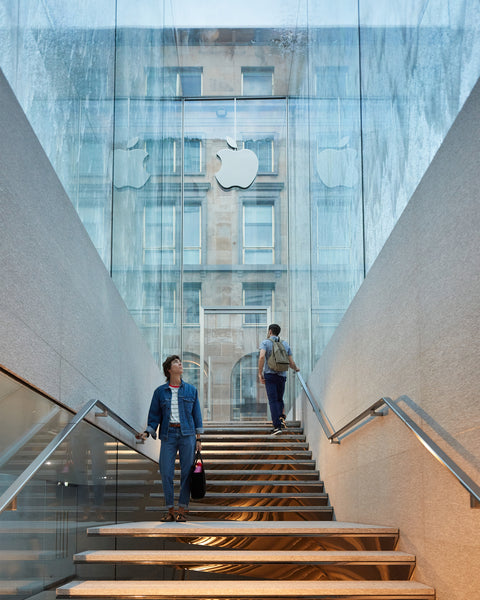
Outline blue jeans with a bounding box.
[159,428,196,509]
[264,373,286,429]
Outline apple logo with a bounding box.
[113,137,150,189]
[215,137,259,189]
[316,136,359,188]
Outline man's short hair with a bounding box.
[162,355,181,380]
[268,324,281,336]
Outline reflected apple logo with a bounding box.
[215,137,259,189]
[114,137,150,189]
[316,137,358,188]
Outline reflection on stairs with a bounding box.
[57,421,435,599]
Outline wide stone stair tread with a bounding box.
[191,469,320,479]
[199,450,313,458]
[57,579,435,598]
[202,441,309,449]
[152,492,328,499]
[74,549,416,565]
[87,520,399,538]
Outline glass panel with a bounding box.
[0,0,116,270]
[0,369,158,597]
[182,98,289,418]
[0,373,69,494]
[183,283,201,324]
[203,311,268,422]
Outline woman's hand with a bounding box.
[196,439,202,452]
[136,431,149,440]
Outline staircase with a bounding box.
[57,421,435,599]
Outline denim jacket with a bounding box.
[145,380,204,440]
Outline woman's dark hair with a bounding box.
[268,324,281,336]
[162,355,181,381]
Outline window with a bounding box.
[242,202,274,264]
[243,283,274,325]
[241,67,274,95]
[146,138,179,175]
[147,67,202,97]
[184,138,204,174]
[142,282,160,326]
[312,194,353,267]
[143,204,175,265]
[183,283,201,325]
[183,203,201,264]
[161,282,176,325]
[244,137,275,174]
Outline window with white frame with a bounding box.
[244,137,275,174]
[183,203,201,265]
[143,203,175,265]
[146,67,202,97]
[142,281,176,326]
[184,138,204,174]
[146,138,179,175]
[241,67,274,95]
[243,283,274,325]
[242,202,274,264]
[183,282,201,325]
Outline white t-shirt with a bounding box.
[169,385,180,423]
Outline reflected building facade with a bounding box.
[1,0,479,420]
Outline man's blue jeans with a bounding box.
[264,372,286,429]
[159,428,196,509]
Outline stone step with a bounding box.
[203,428,304,436]
[202,480,324,489]
[57,579,435,598]
[202,434,307,443]
[199,452,313,461]
[191,459,317,469]
[204,421,302,429]
[74,549,415,566]
[193,468,320,479]
[203,439,308,446]
[151,492,328,507]
[74,547,415,581]
[153,491,328,500]
[73,549,416,579]
[87,520,399,545]
[145,505,333,520]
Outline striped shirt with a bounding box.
[169,385,180,423]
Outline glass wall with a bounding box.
[358,0,480,268]
[1,0,479,414]
[0,0,116,268]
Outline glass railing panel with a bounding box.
[0,419,120,598]
[0,373,73,494]
[115,440,157,524]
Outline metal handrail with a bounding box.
[297,376,480,507]
[0,399,142,514]
[296,372,334,439]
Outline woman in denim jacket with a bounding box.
[138,355,203,522]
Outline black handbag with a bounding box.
[190,450,206,500]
